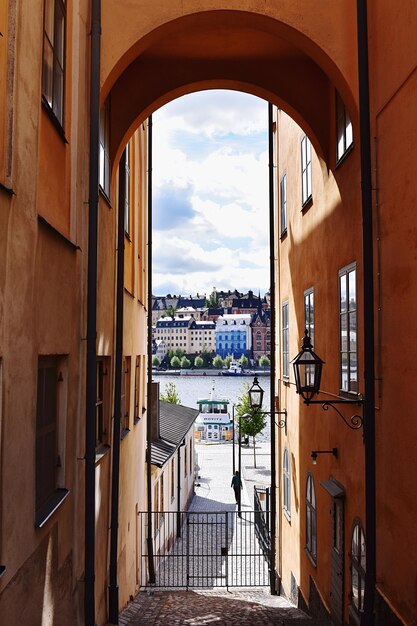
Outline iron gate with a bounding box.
[139,510,270,589]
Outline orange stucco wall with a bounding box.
[367,3,417,619]
[276,108,364,623]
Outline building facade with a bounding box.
[0,3,148,624]
[153,316,216,355]
[251,310,271,363]
[215,314,252,359]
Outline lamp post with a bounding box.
[232,404,235,475]
[248,377,288,431]
[237,413,246,518]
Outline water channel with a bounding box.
[153,373,271,442]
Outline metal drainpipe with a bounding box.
[268,102,277,595]
[108,151,126,624]
[85,1,101,624]
[356,2,376,624]
[146,115,155,583]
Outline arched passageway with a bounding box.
[94,4,374,626]
[101,8,358,167]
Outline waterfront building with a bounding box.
[251,309,271,363]
[153,316,216,355]
[215,314,252,359]
[152,339,168,362]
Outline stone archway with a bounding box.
[100,6,359,169]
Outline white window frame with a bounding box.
[301,135,312,206]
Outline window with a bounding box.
[36,356,68,527]
[336,92,353,162]
[153,481,159,534]
[304,288,315,386]
[96,357,110,447]
[301,135,312,206]
[280,173,287,234]
[339,264,358,393]
[184,443,188,477]
[283,447,291,519]
[99,99,110,197]
[124,142,131,236]
[42,0,66,125]
[306,473,317,563]
[171,459,175,501]
[122,357,131,434]
[134,356,140,424]
[189,438,193,475]
[304,288,314,345]
[160,472,164,523]
[282,301,289,379]
[350,520,366,619]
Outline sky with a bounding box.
[152,90,270,299]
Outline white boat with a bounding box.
[221,359,244,376]
[194,384,234,443]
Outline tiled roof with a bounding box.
[150,401,199,468]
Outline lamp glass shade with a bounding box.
[248,376,264,409]
[292,330,324,403]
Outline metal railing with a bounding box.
[138,510,270,589]
[254,486,271,568]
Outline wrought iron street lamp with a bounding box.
[248,377,287,431]
[292,330,363,430]
[248,376,264,409]
[291,330,323,404]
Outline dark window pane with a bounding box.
[42,38,54,107]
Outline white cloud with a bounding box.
[156,90,267,137]
[152,90,270,295]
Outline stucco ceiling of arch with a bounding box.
[106,9,357,168]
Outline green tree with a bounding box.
[175,348,185,359]
[200,348,212,367]
[259,355,270,369]
[224,354,232,368]
[212,355,224,369]
[170,355,181,369]
[235,383,267,468]
[152,356,160,367]
[205,290,219,307]
[239,354,248,369]
[194,356,204,368]
[160,381,181,404]
[165,306,178,318]
[180,356,191,369]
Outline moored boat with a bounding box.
[221,359,245,376]
[194,384,234,443]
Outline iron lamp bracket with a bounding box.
[305,398,364,430]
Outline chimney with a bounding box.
[151,381,160,440]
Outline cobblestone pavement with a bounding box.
[119,442,317,625]
[119,589,315,625]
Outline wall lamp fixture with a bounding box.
[291,330,363,431]
[311,448,338,465]
[248,376,287,432]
